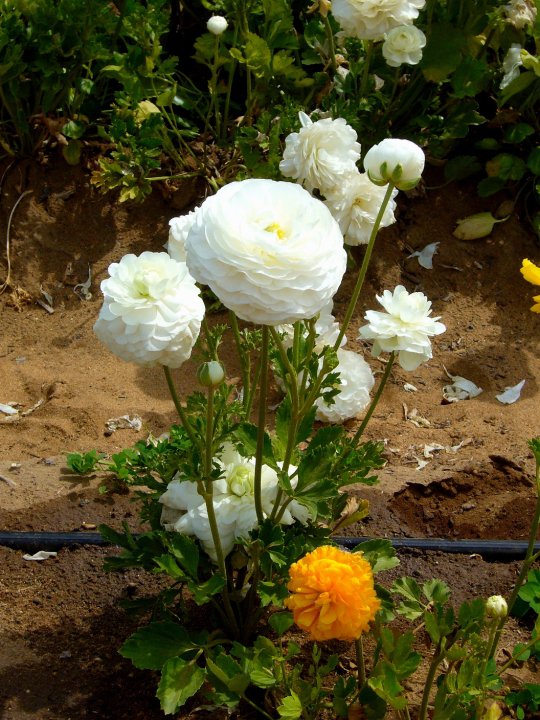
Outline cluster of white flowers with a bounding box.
[359,285,445,370]
[504,0,537,29]
[159,444,309,560]
[93,252,205,368]
[185,178,346,325]
[332,0,426,41]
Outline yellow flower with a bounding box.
[285,546,380,641]
[521,259,540,313]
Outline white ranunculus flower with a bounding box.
[185,179,347,325]
[364,138,425,191]
[504,0,537,29]
[500,44,524,90]
[332,0,426,40]
[276,302,346,350]
[159,443,308,561]
[207,15,228,35]
[382,25,426,67]
[166,209,199,262]
[358,285,445,370]
[94,251,205,368]
[279,111,361,194]
[324,171,398,246]
[315,349,374,423]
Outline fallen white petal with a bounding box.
[23,551,58,561]
[443,375,483,402]
[105,415,143,433]
[423,443,446,458]
[0,403,18,415]
[403,383,418,392]
[496,380,525,404]
[408,242,440,269]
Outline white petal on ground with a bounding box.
[407,242,439,269]
[496,379,526,404]
[443,375,483,402]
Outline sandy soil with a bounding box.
[0,155,539,719]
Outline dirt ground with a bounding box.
[0,155,539,719]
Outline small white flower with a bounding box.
[94,251,205,368]
[324,171,398,246]
[500,44,524,90]
[185,179,346,326]
[485,595,508,619]
[359,285,446,371]
[159,444,308,561]
[197,360,225,387]
[504,0,537,29]
[279,111,361,194]
[332,0,426,41]
[364,138,425,190]
[166,209,199,262]
[382,25,426,67]
[315,349,374,423]
[207,15,228,35]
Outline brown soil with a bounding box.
[0,155,539,719]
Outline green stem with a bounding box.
[163,366,200,449]
[359,40,374,98]
[253,325,270,524]
[418,646,445,720]
[230,312,250,412]
[322,14,337,73]
[355,637,366,690]
[222,21,240,141]
[336,352,396,467]
[333,183,396,351]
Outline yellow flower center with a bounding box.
[265,223,287,240]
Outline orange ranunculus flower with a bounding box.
[520,259,540,313]
[284,545,381,641]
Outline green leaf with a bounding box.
[120,622,194,670]
[355,539,399,574]
[165,533,199,578]
[188,574,225,604]
[269,611,294,636]
[420,24,466,82]
[477,176,506,197]
[66,450,104,474]
[206,654,250,695]
[154,553,187,580]
[500,70,536,105]
[451,56,489,98]
[505,123,535,144]
[157,657,205,715]
[444,155,482,183]
[62,120,86,140]
[244,32,272,78]
[235,422,277,469]
[527,148,540,176]
[486,153,527,181]
[277,691,303,719]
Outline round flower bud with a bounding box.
[197,360,225,387]
[485,595,508,619]
[364,138,425,190]
[207,15,228,35]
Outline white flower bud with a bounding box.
[485,595,508,619]
[453,212,507,241]
[207,15,228,35]
[363,138,425,190]
[197,360,225,387]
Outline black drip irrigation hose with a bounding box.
[0,531,538,560]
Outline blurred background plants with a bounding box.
[0,0,539,224]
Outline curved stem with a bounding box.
[322,14,337,73]
[333,183,396,350]
[163,366,200,449]
[355,637,366,690]
[253,325,270,524]
[359,40,374,98]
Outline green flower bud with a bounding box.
[485,595,508,619]
[197,360,225,387]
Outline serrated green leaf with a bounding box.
[269,611,294,636]
[355,539,399,574]
[187,574,225,604]
[235,422,277,469]
[277,690,303,719]
[420,24,466,82]
[157,657,205,715]
[165,533,199,578]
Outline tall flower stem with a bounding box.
[418,645,445,720]
[222,21,240,141]
[253,325,270,524]
[322,14,337,73]
[229,311,250,412]
[334,183,396,350]
[336,352,396,467]
[355,637,366,690]
[359,40,374,98]
[163,366,200,449]
[201,384,240,637]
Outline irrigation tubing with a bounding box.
[0,531,538,560]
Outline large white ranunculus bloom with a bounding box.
[358,285,445,370]
[332,0,426,41]
[159,444,308,561]
[94,251,205,368]
[279,112,361,194]
[185,179,347,325]
[166,209,199,262]
[364,138,425,191]
[324,171,398,246]
[315,349,374,423]
[382,25,426,67]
